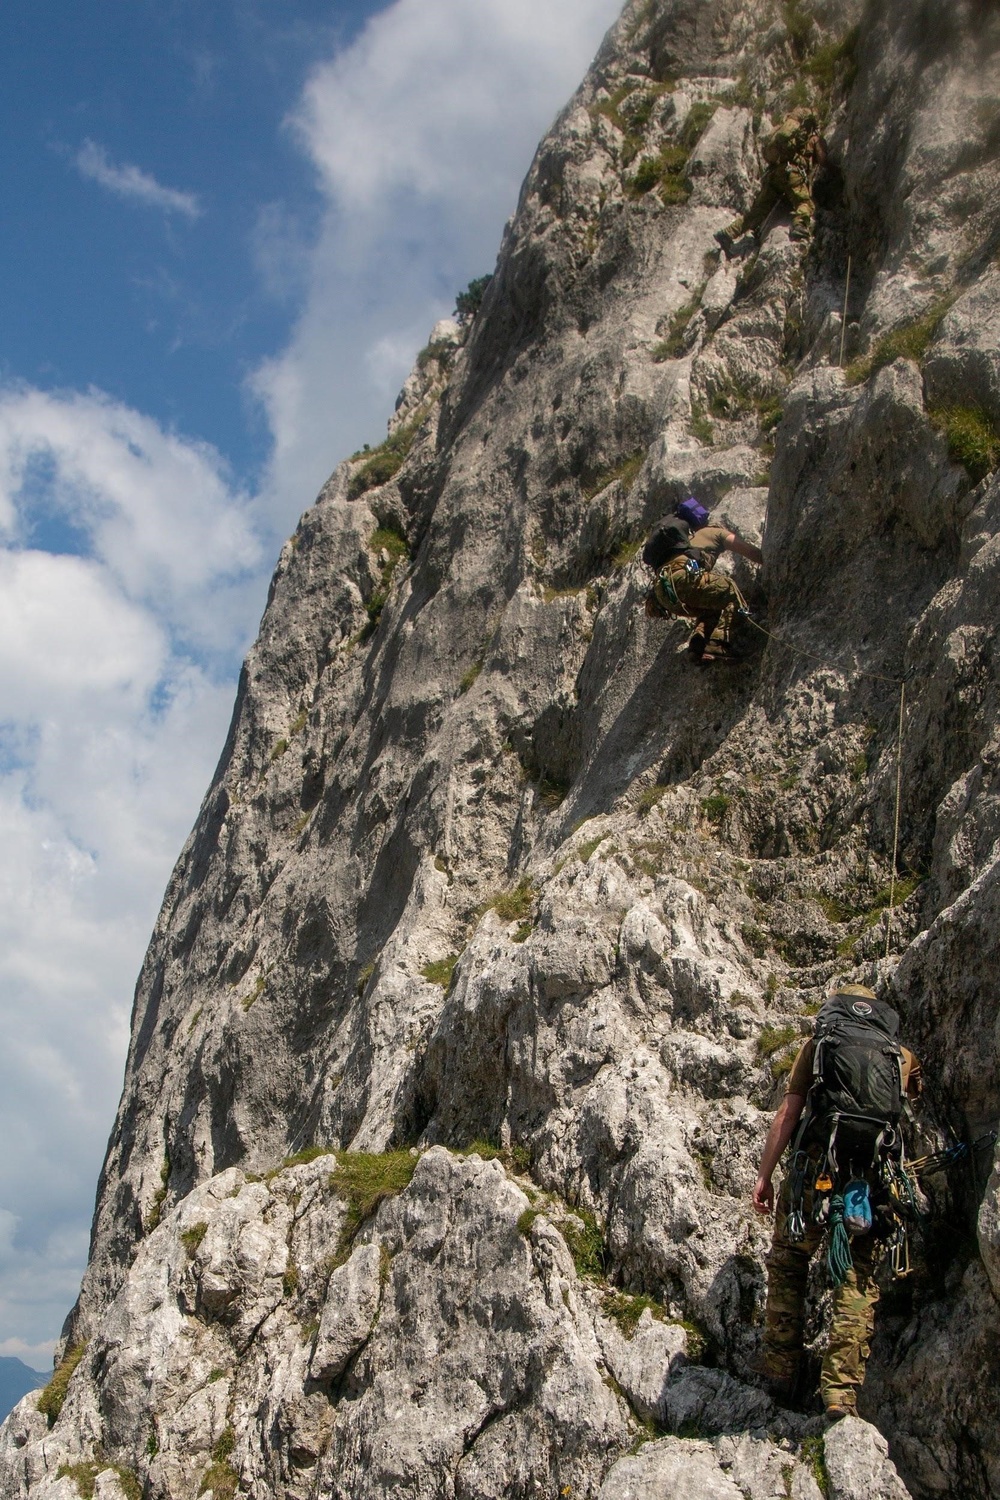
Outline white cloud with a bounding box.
[0,0,625,1362]
[75,140,202,220]
[252,0,622,532]
[0,388,266,1360]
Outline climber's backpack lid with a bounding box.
[642,516,692,572]
[810,990,904,1129]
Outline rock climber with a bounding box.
[752,983,923,1420]
[716,108,827,251]
[643,498,762,662]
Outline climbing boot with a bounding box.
[686,628,708,660]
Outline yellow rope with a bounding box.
[885,681,906,959]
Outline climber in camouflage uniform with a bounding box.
[717,108,826,250]
[643,498,761,661]
[752,984,923,1419]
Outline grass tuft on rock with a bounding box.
[929,405,1000,483]
[37,1343,87,1425]
[560,1207,607,1280]
[602,1290,668,1338]
[348,415,427,499]
[582,451,645,500]
[756,1024,798,1061]
[329,1150,419,1245]
[652,295,702,361]
[181,1221,208,1258]
[845,299,953,385]
[487,878,536,923]
[421,955,459,989]
[800,1435,831,1498]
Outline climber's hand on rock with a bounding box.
[753,1175,774,1215]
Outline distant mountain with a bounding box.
[0,1358,44,1422]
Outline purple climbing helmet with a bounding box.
[675,497,710,530]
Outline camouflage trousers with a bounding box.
[655,563,741,647]
[724,164,814,242]
[761,1171,881,1411]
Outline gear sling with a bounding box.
[784,994,915,1282]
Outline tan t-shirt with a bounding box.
[785,1038,921,1098]
[689,525,729,565]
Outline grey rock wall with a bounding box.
[5,0,1000,1495]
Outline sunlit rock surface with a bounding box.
[5,0,1000,1494]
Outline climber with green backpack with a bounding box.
[752,984,923,1419]
[642,498,762,662]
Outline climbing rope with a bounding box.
[826,1194,853,1285]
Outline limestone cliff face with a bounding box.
[4,0,1000,1496]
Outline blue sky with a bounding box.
[0,0,624,1369]
[1,0,371,482]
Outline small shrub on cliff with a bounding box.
[487,878,536,922]
[455,275,492,321]
[581,450,645,500]
[37,1343,87,1425]
[57,1463,100,1499]
[652,294,702,361]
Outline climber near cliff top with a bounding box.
[752,984,923,1420]
[643,498,762,661]
[716,108,827,252]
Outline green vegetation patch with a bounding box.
[637,785,666,815]
[602,1290,668,1338]
[329,1149,419,1245]
[57,1464,101,1499]
[560,1207,607,1281]
[199,1462,238,1500]
[456,274,492,321]
[181,1221,208,1258]
[582,450,646,500]
[421,954,459,989]
[37,1343,87,1425]
[756,1024,799,1061]
[611,537,642,568]
[57,1460,141,1500]
[517,1207,539,1237]
[690,402,714,446]
[742,922,769,958]
[845,299,953,385]
[145,1155,171,1233]
[348,414,427,499]
[459,659,483,693]
[464,1140,532,1174]
[800,1435,831,1498]
[358,522,411,638]
[652,294,702,361]
[577,835,607,863]
[699,793,731,824]
[930,405,1000,483]
[487,877,537,923]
